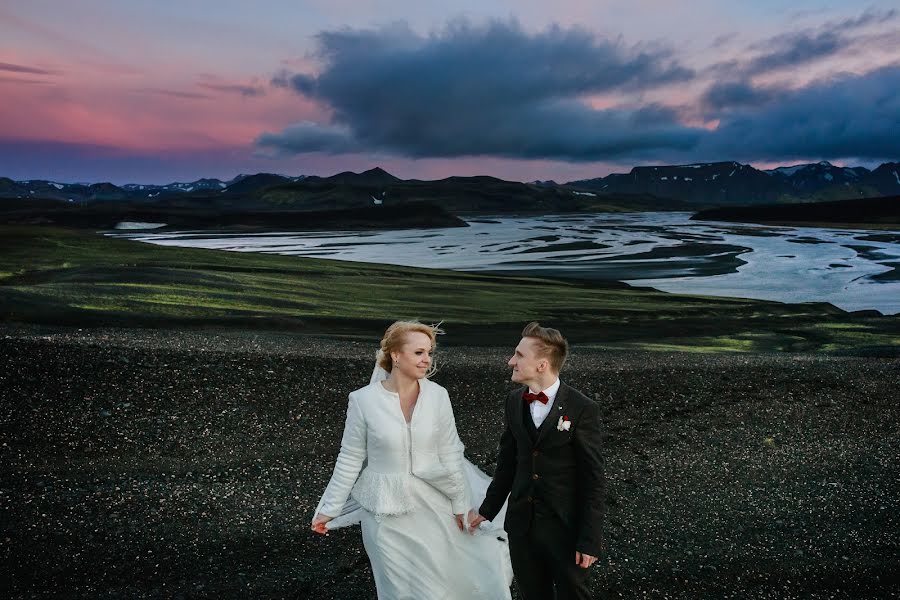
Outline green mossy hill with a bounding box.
[1,226,898,353]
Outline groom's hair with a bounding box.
[522,321,568,372]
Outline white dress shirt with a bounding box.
[528,378,560,428]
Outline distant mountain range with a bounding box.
[2,161,899,219]
[0,173,307,203]
[568,161,900,205]
[258,168,683,214]
[0,167,685,217]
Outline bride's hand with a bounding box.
[311,513,334,535]
[456,508,482,532]
[454,513,465,532]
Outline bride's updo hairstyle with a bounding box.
[377,320,442,378]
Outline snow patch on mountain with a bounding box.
[773,165,807,176]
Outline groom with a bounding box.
[470,322,605,600]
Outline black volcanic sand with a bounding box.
[2,326,899,599]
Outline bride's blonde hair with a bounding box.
[376,320,443,378]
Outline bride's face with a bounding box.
[391,331,434,379]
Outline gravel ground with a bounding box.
[1,325,899,599]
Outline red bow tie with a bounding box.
[523,391,549,405]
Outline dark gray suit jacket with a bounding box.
[479,382,606,557]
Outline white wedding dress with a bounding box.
[314,369,511,599]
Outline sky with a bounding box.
[1,1,898,184]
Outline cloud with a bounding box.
[198,82,266,97]
[745,29,847,75]
[0,61,58,76]
[826,8,897,31]
[257,19,697,162]
[0,75,55,85]
[701,80,777,111]
[255,121,356,155]
[715,8,898,78]
[698,65,900,162]
[258,15,899,167]
[133,88,212,100]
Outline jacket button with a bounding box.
[532,473,539,480]
[526,496,533,503]
[532,450,539,457]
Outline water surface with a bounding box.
[110,212,900,315]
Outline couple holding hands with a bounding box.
[312,321,605,599]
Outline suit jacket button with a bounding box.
[526,496,533,503]
[532,473,539,480]
[532,450,539,457]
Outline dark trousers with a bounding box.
[508,509,593,600]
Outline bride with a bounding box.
[311,320,512,599]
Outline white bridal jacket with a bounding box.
[316,378,471,519]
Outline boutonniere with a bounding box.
[557,415,571,432]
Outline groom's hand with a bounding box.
[467,511,487,533]
[575,551,598,569]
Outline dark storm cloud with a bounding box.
[259,17,899,166]
[699,65,900,162]
[272,70,315,94]
[258,19,698,161]
[256,121,356,154]
[702,81,777,111]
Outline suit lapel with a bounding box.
[510,386,529,442]
[535,383,568,447]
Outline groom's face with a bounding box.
[508,337,545,387]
